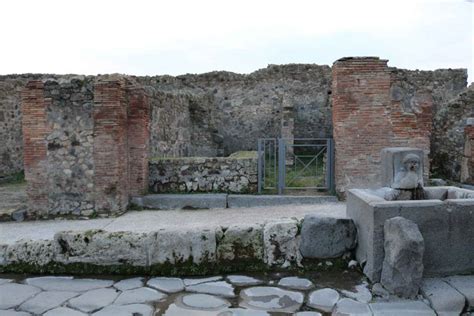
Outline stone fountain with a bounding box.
[347,147,474,282]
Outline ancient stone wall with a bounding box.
[149,153,258,193]
[21,76,149,218]
[332,57,433,196]
[431,85,474,181]
[462,119,474,184]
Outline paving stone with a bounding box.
[0,278,13,285]
[114,287,167,305]
[92,304,154,316]
[218,309,270,315]
[226,275,264,286]
[0,283,42,309]
[25,276,113,292]
[113,277,144,291]
[147,277,184,293]
[341,282,373,303]
[163,304,219,315]
[19,290,78,314]
[307,288,340,312]
[68,287,120,313]
[333,298,372,316]
[369,300,436,316]
[179,293,231,310]
[421,278,466,316]
[186,281,235,298]
[0,310,32,316]
[239,286,304,313]
[445,275,474,310]
[278,276,314,290]
[43,307,87,316]
[295,312,323,316]
[183,276,223,286]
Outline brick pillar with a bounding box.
[93,77,130,212]
[461,119,474,184]
[21,81,50,214]
[332,57,392,195]
[127,84,150,195]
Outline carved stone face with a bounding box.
[403,154,420,172]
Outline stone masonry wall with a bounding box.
[21,76,149,218]
[432,85,474,181]
[149,154,258,193]
[462,119,474,184]
[332,57,433,196]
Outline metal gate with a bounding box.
[257,138,334,194]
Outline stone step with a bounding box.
[131,194,338,210]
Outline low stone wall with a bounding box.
[0,215,356,275]
[149,153,258,193]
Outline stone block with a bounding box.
[263,219,302,268]
[381,217,424,298]
[227,195,337,208]
[369,300,435,316]
[299,215,356,259]
[421,278,466,316]
[137,194,228,210]
[216,224,263,261]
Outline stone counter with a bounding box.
[149,154,258,193]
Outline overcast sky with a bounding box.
[1,0,473,82]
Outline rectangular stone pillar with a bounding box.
[93,77,130,213]
[21,81,50,215]
[332,57,432,197]
[127,84,150,196]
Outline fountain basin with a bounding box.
[347,186,474,282]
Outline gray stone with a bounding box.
[0,311,32,316]
[68,288,119,313]
[341,282,373,303]
[218,309,270,315]
[300,215,357,259]
[114,287,167,305]
[226,275,264,286]
[113,277,144,291]
[217,224,263,261]
[295,312,322,316]
[381,217,424,298]
[372,283,390,299]
[11,209,26,222]
[186,281,235,298]
[277,276,314,290]
[183,276,223,286]
[380,148,424,189]
[43,307,87,316]
[307,288,340,312]
[25,276,113,292]
[147,277,184,293]
[19,290,78,314]
[445,275,474,310]
[137,194,227,210]
[0,283,42,309]
[420,278,466,316]
[0,278,12,285]
[239,286,304,313]
[333,298,372,316]
[179,293,231,310]
[263,219,302,268]
[151,228,217,265]
[227,195,337,208]
[347,187,474,282]
[369,300,436,316]
[92,304,154,316]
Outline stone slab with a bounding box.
[44,307,87,316]
[420,278,466,316]
[0,283,42,309]
[227,195,338,208]
[114,277,144,291]
[445,275,474,310]
[147,277,184,293]
[307,288,340,312]
[226,275,264,286]
[240,286,304,313]
[277,276,314,290]
[333,298,372,316]
[133,194,228,210]
[92,304,154,316]
[369,300,436,316]
[185,281,235,298]
[68,288,120,313]
[114,287,167,305]
[19,290,78,314]
[25,277,113,292]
